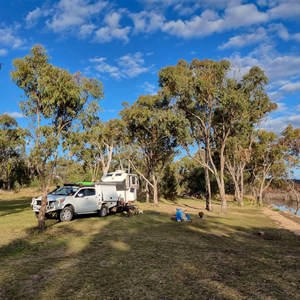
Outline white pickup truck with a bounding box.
[31,182,120,222]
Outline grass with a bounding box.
[0,189,299,300]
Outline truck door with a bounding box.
[75,188,98,213]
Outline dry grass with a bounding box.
[0,191,299,300]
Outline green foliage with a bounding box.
[0,114,27,190]
[121,94,190,171]
[280,124,300,169]
[159,59,276,210]
[69,118,124,181]
[160,164,178,199]
[252,130,284,172]
[11,44,103,188]
[175,156,218,197]
[120,94,190,204]
[10,44,103,230]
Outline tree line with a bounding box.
[1,45,299,230]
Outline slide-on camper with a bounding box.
[101,169,139,203]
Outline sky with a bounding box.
[0,0,300,175]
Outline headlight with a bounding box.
[57,198,65,204]
[31,198,37,206]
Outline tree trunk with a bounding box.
[152,175,158,207]
[219,184,227,213]
[38,191,47,231]
[204,166,212,211]
[145,181,150,203]
[239,168,244,206]
[234,186,242,205]
[257,182,264,207]
[219,145,227,213]
[234,180,244,206]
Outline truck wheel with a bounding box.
[99,206,108,218]
[59,207,74,222]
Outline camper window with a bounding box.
[130,176,139,188]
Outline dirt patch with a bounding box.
[262,207,300,236]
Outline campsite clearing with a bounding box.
[0,190,299,300]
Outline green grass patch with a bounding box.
[0,193,299,299]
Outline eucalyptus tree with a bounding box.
[69,117,124,181]
[120,94,190,206]
[159,59,275,212]
[251,130,286,206]
[11,44,103,230]
[251,125,300,206]
[223,67,276,206]
[159,59,230,211]
[280,124,300,212]
[280,124,300,169]
[0,114,27,190]
[225,134,252,206]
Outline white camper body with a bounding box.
[102,170,139,203]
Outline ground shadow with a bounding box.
[1,208,299,299]
[0,198,32,217]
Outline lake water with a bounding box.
[272,204,300,216]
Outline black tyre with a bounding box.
[59,206,74,222]
[99,206,108,218]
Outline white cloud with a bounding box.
[118,52,149,77]
[219,27,267,50]
[130,11,164,33]
[266,55,300,82]
[223,4,268,28]
[94,11,131,43]
[0,49,8,56]
[78,24,96,38]
[275,102,288,112]
[161,4,268,38]
[228,43,300,84]
[296,105,300,111]
[260,113,300,133]
[269,23,300,42]
[0,26,24,49]
[280,82,300,93]
[138,0,239,12]
[25,7,50,28]
[90,52,151,79]
[46,0,107,33]
[140,81,157,95]
[4,112,25,118]
[90,57,120,79]
[268,90,282,102]
[268,2,300,19]
[161,11,220,38]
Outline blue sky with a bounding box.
[1,1,300,163]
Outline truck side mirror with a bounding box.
[77,193,84,198]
